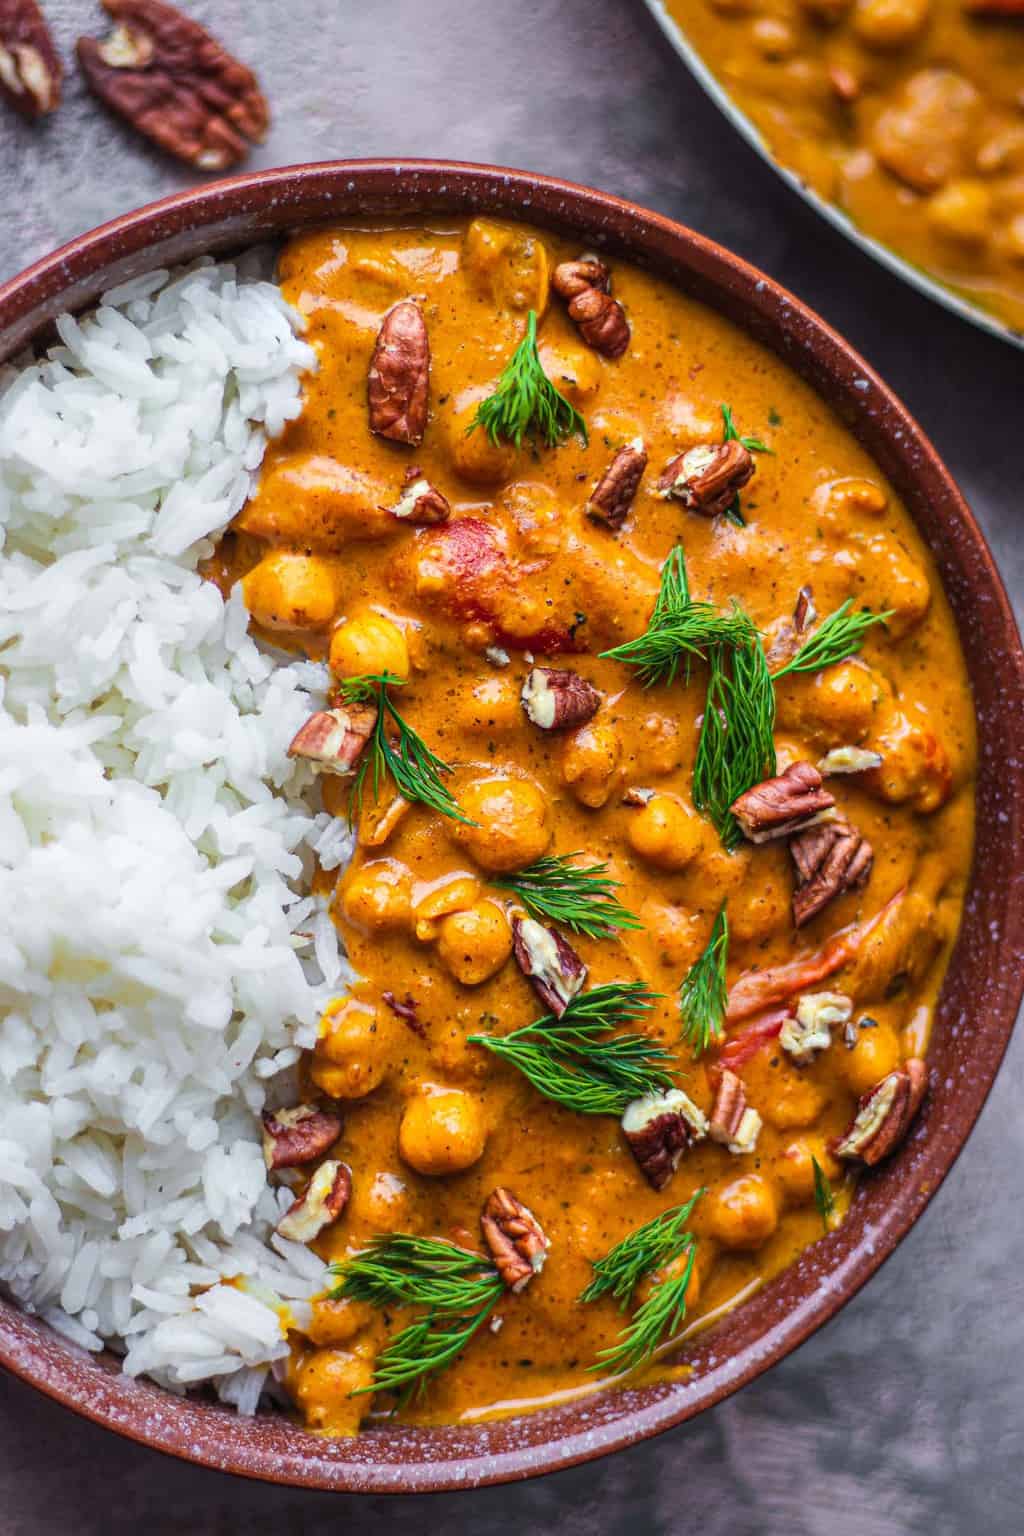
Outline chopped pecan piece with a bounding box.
[708,1069,763,1154]
[794,584,816,634]
[521,667,601,732]
[817,746,884,776]
[656,439,755,518]
[790,818,873,926]
[586,438,647,528]
[552,256,629,357]
[261,1105,342,1171]
[779,991,852,1062]
[0,0,61,118]
[276,1160,351,1244]
[622,1089,708,1190]
[387,469,449,526]
[622,786,656,807]
[382,989,425,1038]
[832,1059,928,1166]
[731,761,836,844]
[511,915,587,1018]
[287,705,377,776]
[481,1187,550,1293]
[77,0,268,169]
[367,300,429,445]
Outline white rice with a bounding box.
[0,254,357,1406]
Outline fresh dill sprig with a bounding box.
[492,852,641,940]
[468,310,588,450]
[692,621,777,850]
[812,1157,837,1234]
[720,402,773,528]
[468,981,675,1117]
[328,1235,504,1406]
[600,545,752,688]
[771,599,893,679]
[579,1189,704,1309]
[592,1243,698,1374]
[679,907,729,1059]
[339,673,473,825]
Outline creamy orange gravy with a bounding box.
[219,218,975,1434]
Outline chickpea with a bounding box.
[636,713,683,777]
[414,874,482,923]
[293,1344,375,1435]
[454,675,523,735]
[452,775,552,872]
[329,611,409,681]
[776,1138,839,1204]
[538,340,603,403]
[336,858,413,933]
[311,996,393,1099]
[853,0,930,49]
[813,477,889,521]
[626,793,705,872]
[707,1175,779,1251]
[839,1017,902,1094]
[728,866,791,945]
[640,900,706,969]
[445,395,519,485]
[862,533,931,638]
[307,1296,375,1347]
[1005,213,1024,263]
[865,707,952,812]
[775,658,887,744]
[927,180,992,245]
[347,1169,418,1232]
[751,16,796,58]
[561,720,622,809]
[242,551,339,632]
[436,900,513,985]
[871,70,980,193]
[399,1088,488,1176]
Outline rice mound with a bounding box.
[0,255,355,1411]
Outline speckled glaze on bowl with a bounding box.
[0,160,1021,1494]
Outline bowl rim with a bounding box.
[1,157,1022,1495]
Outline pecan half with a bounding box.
[586,438,647,528]
[287,705,377,776]
[708,1070,762,1154]
[0,0,61,118]
[552,257,611,300]
[832,1059,928,1166]
[261,1105,342,1171]
[790,818,874,926]
[521,667,601,731]
[77,0,268,169]
[276,1160,351,1244]
[481,1187,550,1293]
[387,469,449,526]
[511,915,587,1017]
[382,989,425,1038]
[731,761,836,844]
[656,440,755,517]
[367,300,429,445]
[622,1089,708,1190]
[779,991,852,1062]
[552,256,629,357]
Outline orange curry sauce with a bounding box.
[213,219,974,1433]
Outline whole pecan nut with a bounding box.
[367,300,430,445]
[387,469,450,526]
[708,1069,762,1154]
[77,0,268,169]
[261,1105,342,1171]
[481,1187,550,1293]
[552,255,629,358]
[832,1059,928,1166]
[586,438,647,528]
[731,760,836,844]
[622,1089,708,1190]
[657,440,755,517]
[0,0,62,118]
[790,818,874,927]
[521,667,601,731]
[511,915,587,1018]
[276,1160,351,1244]
[287,705,377,776]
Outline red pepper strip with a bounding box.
[716,1009,791,1074]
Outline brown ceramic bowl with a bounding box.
[1,160,1021,1494]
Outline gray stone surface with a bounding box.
[1,2,1021,1531]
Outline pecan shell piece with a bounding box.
[261,1105,342,1171]
[586,438,647,528]
[622,1089,708,1191]
[708,1069,762,1154]
[521,667,601,732]
[276,1160,351,1244]
[790,818,874,927]
[657,439,755,517]
[387,470,450,526]
[367,300,430,445]
[511,915,587,1018]
[76,0,268,169]
[832,1059,928,1166]
[0,0,62,118]
[481,1187,550,1293]
[730,761,836,844]
[286,705,377,776]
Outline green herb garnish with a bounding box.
[720,402,773,527]
[678,906,729,1059]
[468,309,587,450]
[600,545,752,688]
[492,852,641,940]
[468,981,674,1117]
[812,1157,837,1234]
[771,598,893,679]
[692,621,777,850]
[329,1235,503,1406]
[339,673,473,825]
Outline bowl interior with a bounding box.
[1,160,1022,1493]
